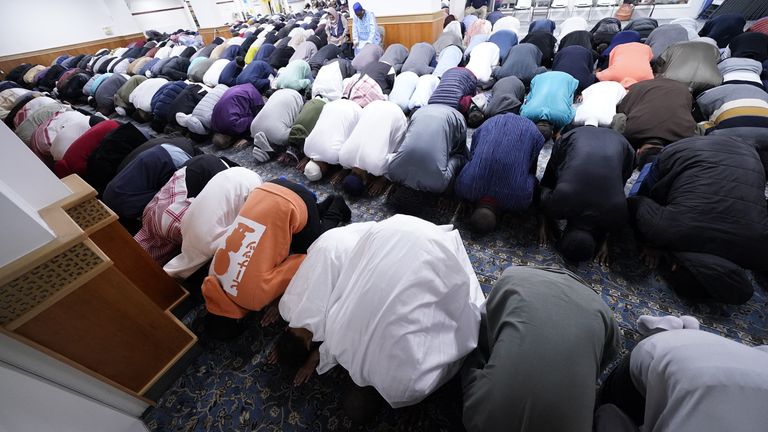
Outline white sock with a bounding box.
[680,315,700,330]
[637,315,684,337]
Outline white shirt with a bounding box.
[304,99,362,164]
[408,74,440,111]
[388,71,419,111]
[558,17,588,41]
[433,45,464,78]
[574,81,627,127]
[281,215,485,408]
[129,78,169,112]
[466,42,500,85]
[631,330,768,432]
[492,16,521,35]
[50,112,91,160]
[163,167,263,279]
[312,61,344,101]
[339,100,407,176]
[203,59,231,88]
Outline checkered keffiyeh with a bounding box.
[134,167,191,264]
[343,74,385,108]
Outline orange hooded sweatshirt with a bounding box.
[596,42,654,89]
[202,182,308,319]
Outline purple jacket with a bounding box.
[210,84,264,136]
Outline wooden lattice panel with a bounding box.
[0,242,104,325]
[65,198,112,232]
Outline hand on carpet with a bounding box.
[293,350,320,386]
[277,152,295,165]
[296,156,310,171]
[260,303,280,327]
[594,238,610,267]
[640,247,661,269]
[367,177,390,197]
[330,168,350,185]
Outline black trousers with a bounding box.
[599,354,646,426]
[268,179,350,254]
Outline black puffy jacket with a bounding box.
[629,135,768,270]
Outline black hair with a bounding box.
[637,145,662,168]
[212,133,234,149]
[536,121,554,141]
[557,226,596,262]
[276,330,311,370]
[470,205,497,234]
[467,105,485,128]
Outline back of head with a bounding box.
[557,226,595,262]
[470,204,497,234]
[536,121,553,141]
[342,173,365,196]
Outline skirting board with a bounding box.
[0,26,229,78]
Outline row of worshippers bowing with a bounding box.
[3,8,767,303]
[1,9,768,430]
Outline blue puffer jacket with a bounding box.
[151,80,189,121]
[138,58,160,77]
[160,56,191,81]
[61,54,85,69]
[254,44,276,62]
[149,57,173,77]
[221,44,242,61]
[87,73,113,96]
[236,60,273,93]
[218,57,245,87]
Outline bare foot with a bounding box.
[594,238,610,267]
[330,168,350,185]
[260,303,280,327]
[367,177,390,196]
[296,157,310,171]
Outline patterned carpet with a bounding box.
[132,128,768,431]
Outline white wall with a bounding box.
[217,0,246,23]
[0,123,70,268]
[0,124,70,210]
[354,0,442,16]
[0,363,148,432]
[125,0,197,33]
[189,0,230,27]
[0,332,149,417]
[0,0,140,56]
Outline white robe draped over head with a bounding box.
[338,100,407,176]
[280,215,485,408]
[303,99,362,165]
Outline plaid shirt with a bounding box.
[749,17,768,36]
[343,74,385,108]
[134,167,191,264]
